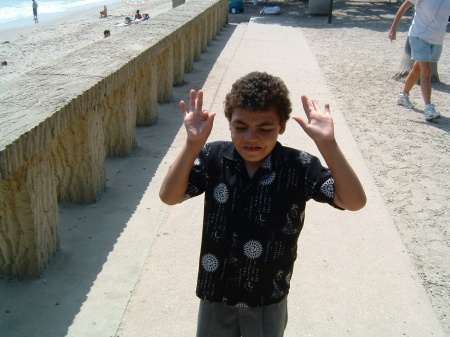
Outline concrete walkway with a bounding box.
[113,16,445,336]
[0,14,446,337]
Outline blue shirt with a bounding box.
[184,141,339,307]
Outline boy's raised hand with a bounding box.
[293,95,366,211]
[159,90,216,205]
[180,89,216,143]
[292,95,335,144]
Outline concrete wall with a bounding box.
[0,0,228,276]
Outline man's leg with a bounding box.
[417,61,432,105]
[418,60,440,120]
[402,37,441,120]
[397,60,420,109]
[402,60,421,95]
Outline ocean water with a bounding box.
[0,0,118,28]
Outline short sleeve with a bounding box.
[305,155,341,209]
[183,146,208,201]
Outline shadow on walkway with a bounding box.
[0,23,237,337]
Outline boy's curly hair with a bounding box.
[224,72,292,124]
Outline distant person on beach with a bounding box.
[104,30,110,38]
[135,10,143,20]
[159,71,366,336]
[142,13,150,20]
[1,60,7,67]
[32,0,38,23]
[100,5,107,18]
[389,0,450,121]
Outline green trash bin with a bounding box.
[309,0,332,15]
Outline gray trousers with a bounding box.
[196,297,288,337]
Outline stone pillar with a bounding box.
[207,13,213,46]
[136,61,159,126]
[201,17,208,53]
[53,107,106,203]
[193,24,202,62]
[184,31,194,73]
[102,82,137,157]
[173,38,186,86]
[0,148,59,276]
[157,48,174,103]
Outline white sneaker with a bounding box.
[424,104,440,121]
[397,93,414,109]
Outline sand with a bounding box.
[292,1,450,332]
[0,0,449,334]
[0,0,173,83]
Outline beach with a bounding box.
[0,0,173,82]
[0,0,122,32]
[0,0,449,334]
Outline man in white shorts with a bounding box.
[389,0,450,121]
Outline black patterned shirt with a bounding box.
[184,141,339,307]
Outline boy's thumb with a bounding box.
[292,116,307,130]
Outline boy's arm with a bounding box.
[389,0,414,42]
[293,96,366,211]
[159,90,216,205]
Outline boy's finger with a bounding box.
[180,100,187,116]
[293,116,306,128]
[189,89,196,112]
[300,95,312,115]
[196,90,204,112]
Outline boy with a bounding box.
[159,72,366,336]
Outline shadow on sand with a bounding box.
[231,0,409,33]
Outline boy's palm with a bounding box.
[293,95,334,143]
[181,90,216,142]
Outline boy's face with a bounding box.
[229,108,286,173]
